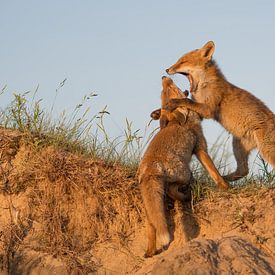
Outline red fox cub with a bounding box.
[138,76,228,257]
[165,41,275,181]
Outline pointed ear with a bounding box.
[174,108,189,125]
[150,108,161,120]
[201,41,215,60]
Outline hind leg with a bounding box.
[259,148,275,168]
[224,137,256,181]
[167,169,192,201]
[167,182,191,201]
[256,130,275,168]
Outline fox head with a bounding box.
[161,76,188,108]
[159,76,189,128]
[166,41,215,93]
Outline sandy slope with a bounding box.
[0,128,275,274]
[92,189,275,274]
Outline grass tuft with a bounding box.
[0,84,273,272]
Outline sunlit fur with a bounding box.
[166,41,275,181]
[139,77,228,257]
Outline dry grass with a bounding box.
[0,89,274,272]
[1,139,143,272]
[0,127,273,272]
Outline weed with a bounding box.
[0,83,274,272]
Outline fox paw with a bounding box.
[144,251,155,258]
[217,180,230,190]
[165,98,188,111]
[223,172,247,182]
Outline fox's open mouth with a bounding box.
[179,72,194,93]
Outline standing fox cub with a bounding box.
[164,41,275,181]
[138,76,228,257]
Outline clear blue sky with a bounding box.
[1,1,275,168]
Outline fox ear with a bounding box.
[150,108,161,120]
[174,108,189,125]
[201,41,215,60]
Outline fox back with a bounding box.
[138,76,202,257]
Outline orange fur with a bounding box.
[166,41,275,181]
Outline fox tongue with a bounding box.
[187,74,193,93]
[179,72,194,93]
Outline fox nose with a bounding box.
[165,68,169,73]
[162,76,167,79]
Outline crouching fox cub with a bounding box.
[138,76,228,257]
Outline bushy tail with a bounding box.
[140,176,170,247]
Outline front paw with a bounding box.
[218,179,230,190]
[165,98,186,111]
